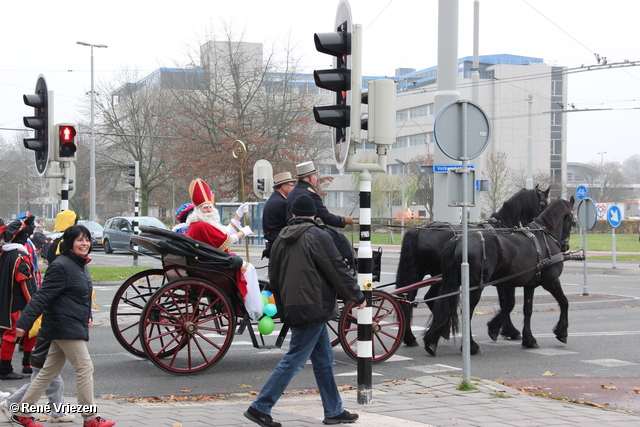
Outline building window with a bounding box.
[410,133,428,146]
[550,139,562,155]
[551,112,562,126]
[323,191,342,208]
[396,110,409,122]
[392,136,409,149]
[409,105,428,119]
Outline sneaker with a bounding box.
[0,372,24,380]
[323,410,359,425]
[1,400,11,421]
[243,406,281,427]
[83,417,115,427]
[10,414,44,427]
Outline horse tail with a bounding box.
[395,227,422,294]
[428,236,461,339]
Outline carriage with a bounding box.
[109,225,411,374]
[109,193,582,374]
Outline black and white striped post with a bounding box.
[132,189,139,267]
[356,170,373,404]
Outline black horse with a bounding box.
[423,196,576,356]
[395,186,550,346]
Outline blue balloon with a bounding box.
[261,290,273,299]
[264,303,277,317]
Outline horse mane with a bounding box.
[532,198,570,230]
[492,188,541,226]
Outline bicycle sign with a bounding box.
[575,185,588,200]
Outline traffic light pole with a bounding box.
[133,188,139,267]
[60,163,70,211]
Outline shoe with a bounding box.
[10,415,44,427]
[0,372,24,380]
[1,400,12,421]
[83,417,115,427]
[323,410,359,424]
[21,366,32,374]
[244,406,281,427]
[0,391,9,399]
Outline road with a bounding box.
[13,246,640,411]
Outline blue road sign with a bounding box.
[575,185,588,200]
[433,164,475,173]
[608,205,622,228]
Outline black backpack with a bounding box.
[45,237,63,263]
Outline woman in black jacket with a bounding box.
[11,225,115,427]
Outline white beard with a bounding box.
[186,206,225,233]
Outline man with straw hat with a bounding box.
[286,161,353,228]
[262,171,296,258]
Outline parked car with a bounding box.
[78,220,104,249]
[102,216,168,254]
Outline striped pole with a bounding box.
[132,188,139,267]
[357,170,373,404]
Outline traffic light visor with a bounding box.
[314,32,351,57]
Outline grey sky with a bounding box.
[2,0,638,165]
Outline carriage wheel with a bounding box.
[326,301,345,347]
[338,290,405,363]
[110,269,169,357]
[139,279,235,374]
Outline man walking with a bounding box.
[244,194,365,427]
[262,171,296,258]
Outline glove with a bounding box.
[240,226,254,237]
[345,216,354,225]
[236,203,250,217]
[231,218,242,231]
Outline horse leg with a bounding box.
[401,289,418,346]
[468,288,483,355]
[542,277,569,343]
[521,286,539,349]
[496,287,522,340]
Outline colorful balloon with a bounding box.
[258,316,275,335]
[269,294,276,305]
[261,290,273,299]
[264,303,277,317]
[261,294,269,307]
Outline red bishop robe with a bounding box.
[185,221,248,299]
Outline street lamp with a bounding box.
[395,159,406,231]
[597,151,607,201]
[77,41,108,222]
[11,181,21,215]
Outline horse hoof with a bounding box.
[556,336,567,344]
[488,331,498,342]
[522,342,539,349]
[425,343,437,356]
[405,339,419,347]
[504,333,522,341]
[471,346,481,355]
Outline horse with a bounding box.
[423,196,576,356]
[395,185,550,346]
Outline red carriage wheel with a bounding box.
[110,269,169,357]
[139,279,235,374]
[326,300,345,347]
[338,290,405,363]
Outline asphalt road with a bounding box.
[7,246,639,412]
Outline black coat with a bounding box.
[285,181,346,228]
[262,190,288,246]
[17,251,92,341]
[268,218,363,327]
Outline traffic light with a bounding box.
[312,0,357,169]
[127,161,140,189]
[257,178,265,192]
[362,79,396,146]
[55,124,77,160]
[253,159,273,200]
[23,75,50,175]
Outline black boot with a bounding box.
[0,359,23,380]
[22,351,32,374]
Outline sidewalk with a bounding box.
[3,374,637,427]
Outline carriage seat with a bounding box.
[132,226,243,271]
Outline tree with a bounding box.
[623,154,640,185]
[411,154,434,220]
[583,160,629,202]
[481,151,517,215]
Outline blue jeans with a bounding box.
[8,368,66,418]
[251,323,344,418]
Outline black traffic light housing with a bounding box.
[313,5,353,170]
[23,75,50,175]
[127,161,140,189]
[257,178,265,192]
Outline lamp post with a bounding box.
[597,151,607,201]
[77,41,108,221]
[395,159,406,231]
[11,181,21,215]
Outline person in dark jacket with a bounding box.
[11,225,115,427]
[245,194,365,427]
[262,171,296,258]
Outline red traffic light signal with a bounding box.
[56,124,77,160]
